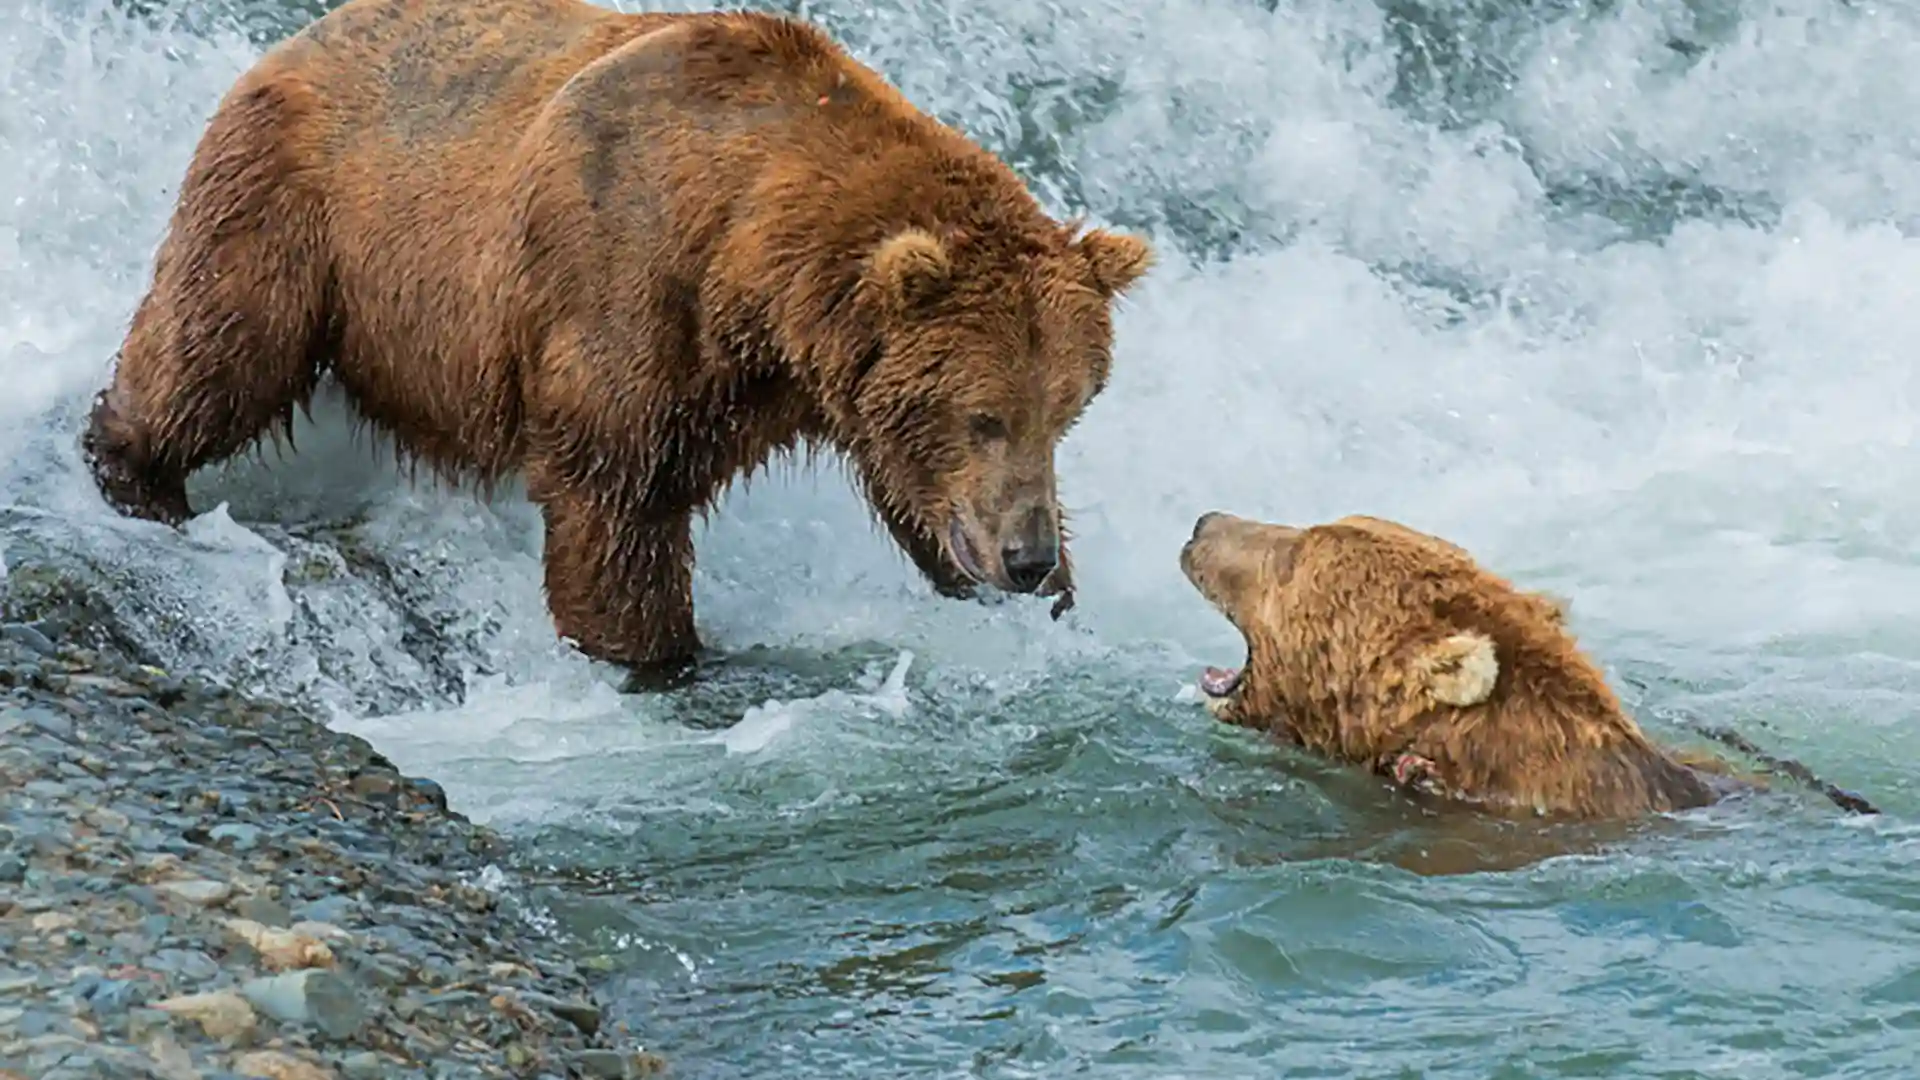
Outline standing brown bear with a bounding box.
[82,0,1155,680]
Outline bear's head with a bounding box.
[845,222,1153,600]
[1178,511,1578,752]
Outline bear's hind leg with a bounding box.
[534,477,703,683]
[83,78,334,526]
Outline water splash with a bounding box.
[3,0,1918,805]
[13,3,1920,1074]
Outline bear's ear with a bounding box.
[869,228,952,311]
[1075,228,1155,297]
[1412,630,1500,708]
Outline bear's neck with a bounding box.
[1396,695,1715,817]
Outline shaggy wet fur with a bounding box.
[1179,512,1729,821]
[82,0,1154,677]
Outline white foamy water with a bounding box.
[17,4,1920,1076]
[4,0,1919,825]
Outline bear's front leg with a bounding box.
[535,482,702,685]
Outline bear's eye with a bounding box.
[968,413,1009,442]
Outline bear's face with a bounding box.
[1179,512,1561,739]
[851,224,1152,597]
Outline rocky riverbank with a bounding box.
[0,625,664,1080]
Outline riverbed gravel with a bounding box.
[0,621,665,1079]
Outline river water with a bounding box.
[6,0,1920,1075]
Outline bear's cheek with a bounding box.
[857,404,965,476]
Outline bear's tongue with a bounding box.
[1199,666,1242,698]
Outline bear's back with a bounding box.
[259,0,652,161]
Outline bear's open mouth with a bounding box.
[1199,663,1243,698]
[947,516,987,584]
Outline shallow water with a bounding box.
[7,0,1920,1074]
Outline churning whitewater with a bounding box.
[6,0,1920,1075]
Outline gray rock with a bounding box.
[238,969,365,1039]
[0,636,664,1078]
[292,894,358,926]
[349,771,401,805]
[22,778,68,800]
[151,990,257,1041]
[339,1052,389,1080]
[573,1049,639,1079]
[122,1007,172,1042]
[147,948,220,981]
[0,622,58,655]
[155,878,232,907]
[15,1008,64,1037]
[82,806,130,833]
[21,705,76,741]
[351,953,416,989]
[17,1037,94,1078]
[362,924,422,953]
[205,789,251,816]
[208,822,263,852]
[39,1059,103,1080]
[232,893,293,927]
[407,776,448,811]
[523,990,602,1036]
[75,976,148,1015]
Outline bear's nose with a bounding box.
[1001,507,1058,593]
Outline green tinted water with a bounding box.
[9,0,1920,1075]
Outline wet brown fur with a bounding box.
[81,0,1154,674]
[1180,512,1734,821]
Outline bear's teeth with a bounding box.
[1199,666,1242,697]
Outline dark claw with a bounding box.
[1048,588,1075,620]
[616,652,705,694]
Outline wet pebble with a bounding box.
[156,879,234,907]
[208,822,264,853]
[153,989,258,1041]
[523,989,603,1035]
[292,896,357,927]
[75,975,152,1015]
[148,948,221,981]
[0,633,661,1076]
[233,895,293,928]
[0,621,58,656]
[19,705,75,741]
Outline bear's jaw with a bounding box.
[1199,665,1242,698]
[945,515,988,584]
[1195,652,1251,721]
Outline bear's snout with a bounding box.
[1000,505,1058,593]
